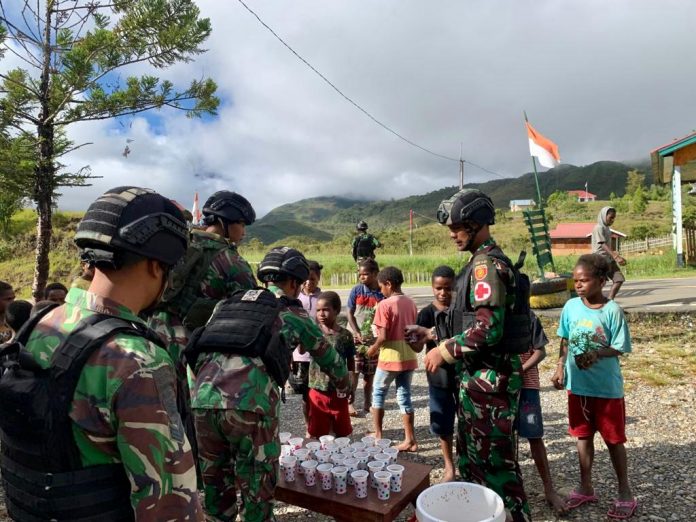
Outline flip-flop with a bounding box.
[607,498,638,519]
[564,490,598,510]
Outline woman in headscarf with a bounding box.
[591,206,626,300]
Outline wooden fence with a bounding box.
[619,235,673,255]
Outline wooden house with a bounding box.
[549,222,626,256]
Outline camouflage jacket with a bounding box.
[24,287,203,521]
[445,239,522,394]
[192,286,350,416]
[351,233,380,260]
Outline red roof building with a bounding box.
[567,190,597,202]
[550,222,626,256]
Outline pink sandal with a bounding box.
[564,490,598,510]
[607,498,638,519]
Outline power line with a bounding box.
[235,0,510,180]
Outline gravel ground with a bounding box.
[275,352,696,522]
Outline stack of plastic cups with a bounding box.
[319,435,335,450]
[305,441,321,459]
[331,466,348,495]
[288,437,304,453]
[374,471,392,500]
[302,460,318,487]
[334,437,351,448]
[351,470,369,499]
[367,460,385,489]
[293,449,310,474]
[354,451,369,471]
[386,464,404,492]
[343,457,359,485]
[376,438,392,450]
[361,435,376,447]
[314,449,331,464]
[317,463,333,491]
[280,456,297,483]
[384,447,399,464]
[279,432,292,445]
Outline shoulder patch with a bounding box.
[152,366,185,444]
[474,265,488,280]
[473,281,492,302]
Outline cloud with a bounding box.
[5,0,696,215]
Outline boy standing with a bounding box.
[591,206,626,300]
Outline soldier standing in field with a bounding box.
[407,189,531,522]
[351,220,381,262]
[189,247,350,522]
[0,186,202,521]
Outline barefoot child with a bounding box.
[591,207,626,300]
[551,254,636,519]
[367,266,418,452]
[416,266,457,482]
[346,259,384,416]
[307,291,355,438]
[519,311,566,514]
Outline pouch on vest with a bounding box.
[355,235,375,258]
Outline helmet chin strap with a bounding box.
[462,222,483,252]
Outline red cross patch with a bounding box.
[474,281,492,301]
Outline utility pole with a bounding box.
[459,143,464,190]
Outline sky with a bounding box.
[3,0,696,216]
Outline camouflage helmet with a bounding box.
[202,190,256,226]
[437,189,495,226]
[75,186,188,268]
[257,247,310,283]
[356,220,368,231]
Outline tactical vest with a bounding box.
[159,232,229,329]
[355,234,376,259]
[0,305,168,522]
[185,288,291,389]
[444,247,531,354]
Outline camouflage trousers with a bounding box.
[194,409,280,522]
[457,386,531,522]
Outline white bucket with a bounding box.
[416,482,505,522]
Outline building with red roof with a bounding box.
[549,222,626,256]
[567,190,596,202]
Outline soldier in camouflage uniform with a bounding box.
[351,220,381,263]
[409,189,531,522]
[0,187,202,520]
[191,247,350,522]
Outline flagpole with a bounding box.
[524,111,544,210]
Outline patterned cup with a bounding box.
[317,463,333,491]
[366,446,382,459]
[319,435,335,449]
[314,449,331,464]
[343,457,359,485]
[361,435,376,447]
[384,447,399,464]
[331,454,346,466]
[375,438,392,449]
[353,451,370,470]
[288,437,304,452]
[280,456,297,483]
[367,460,385,489]
[350,441,366,452]
[279,432,292,445]
[324,441,339,455]
[374,471,392,500]
[374,453,391,467]
[351,470,369,499]
[331,466,348,495]
[386,464,404,492]
[280,444,292,457]
[340,446,356,456]
[305,441,321,459]
[301,460,318,487]
[334,437,351,448]
[293,449,310,473]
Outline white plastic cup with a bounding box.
[374,470,392,500]
[288,437,304,452]
[279,432,292,445]
[376,438,392,449]
[415,483,506,522]
[314,449,331,464]
[361,435,376,447]
[280,456,297,483]
[340,446,356,456]
[367,460,385,489]
[324,441,339,455]
[366,446,382,459]
[317,463,333,491]
[343,457,359,485]
[351,470,369,499]
[331,454,346,466]
[334,436,351,448]
[331,466,348,495]
[350,441,366,451]
[353,451,370,470]
[387,464,404,492]
[280,444,292,457]
[305,441,321,458]
[302,460,318,487]
[374,453,391,466]
[293,449,310,473]
[384,447,399,464]
[319,435,335,449]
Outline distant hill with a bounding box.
[246,161,647,244]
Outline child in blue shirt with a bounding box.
[551,254,636,520]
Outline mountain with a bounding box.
[246,161,646,244]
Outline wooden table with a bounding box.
[275,459,431,522]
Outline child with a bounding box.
[346,258,384,416]
[551,254,636,519]
[44,282,68,304]
[307,291,355,438]
[518,311,566,515]
[0,281,16,344]
[416,265,457,481]
[298,260,323,317]
[5,300,33,339]
[367,266,418,451]
[591,207,626,300]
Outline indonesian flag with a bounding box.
[191,192,202,224]
[526,121,561,169]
